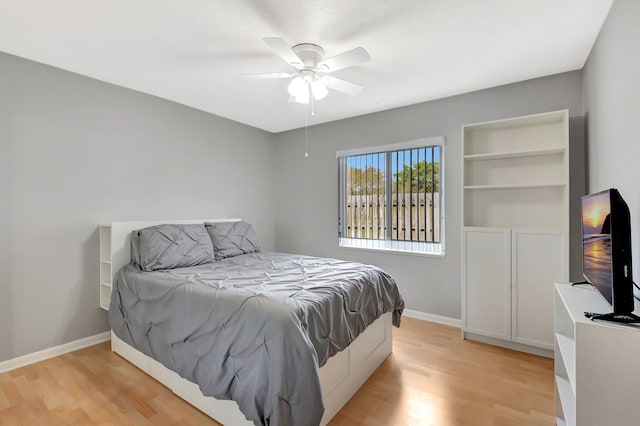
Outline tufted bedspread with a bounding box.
[108,252,404,426]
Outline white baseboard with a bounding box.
[0,331,111,374]
[403,309,462,328]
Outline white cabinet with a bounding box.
[462,110,569,354]
[463,228,511,340]
[554,283,640,426]
[511,229,563,349]
[463,227,563,351]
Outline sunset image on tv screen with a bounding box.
[582,192,613,304]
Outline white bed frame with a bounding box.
[105,219,393,425]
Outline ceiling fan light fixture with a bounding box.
[294,85,310,104]
[287,76,305,97]
[311,79,328,100]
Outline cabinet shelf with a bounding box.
[555,375,575,426]
[464,183,565,190]
[555,333,575,392]
[464,147,565,161]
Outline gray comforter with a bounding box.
[108,252,404,426]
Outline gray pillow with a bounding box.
[205,221,261,259]
[134,224,215,272]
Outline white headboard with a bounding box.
[110,218,241,281]
[99,218,240,310]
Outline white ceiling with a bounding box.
[0,0,613,133]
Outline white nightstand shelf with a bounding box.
[99,225,112,310]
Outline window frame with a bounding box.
[337,137,446,257]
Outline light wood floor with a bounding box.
[0,318,555,425]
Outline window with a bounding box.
[337,137,444,255]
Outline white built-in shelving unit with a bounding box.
[462,110,569,355]
[99,224,112,310]
[554,282,640,425]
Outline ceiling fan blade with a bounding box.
[240,72,295,79]
[322,76,363,96]
[317,47,370,72]
[263,37,304,69]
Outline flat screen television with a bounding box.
[581,188,638,322]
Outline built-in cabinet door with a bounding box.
[463,228,511,340]
[511,229,563,349]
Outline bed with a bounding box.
[104,219,404,425]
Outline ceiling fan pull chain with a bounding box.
[311,84,315,116]
[305,101,309,158]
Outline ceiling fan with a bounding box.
[241,38,370,104]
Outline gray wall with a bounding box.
[583,0,640,299]
[274,72,585,319]
[0,52,276,363]
[0,38,593,363]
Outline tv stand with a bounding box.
[555,283,640,425]
[584,311,640,324]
